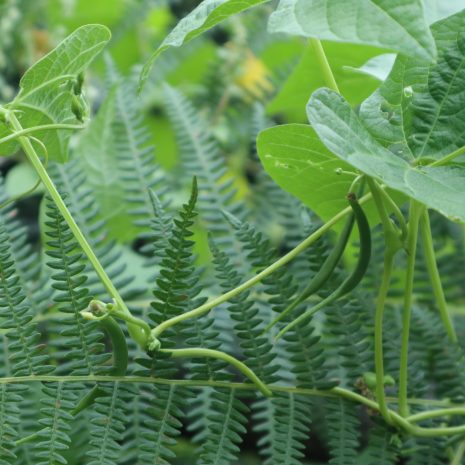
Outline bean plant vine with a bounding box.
[2,1,465,464]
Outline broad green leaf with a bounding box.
[0,25,111,162]
[267,42,382,122]
[360,10,465,161]
[344,54,396,82]
[307,89,465,223]
[257,123,403,226]
[268,0,436,62]
[138,0,271,92]
[257,124,356,222]
[423,0,465,24]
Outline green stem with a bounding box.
[6,375,465,437]
[407,407,465,424]
[160,348,272,397]
[310,39,340,93]
[151,193,372,339]
[429,144,465,167]
[374,250,395,424]
[0,123,84,146]
[0,374,458,405]
[367,178,403,424]
[398,200,423,417]
[419,211,457,342]
[7,113,147,349]
[82,300,152,340]
[376,185,408,239]
[451,440,465,465]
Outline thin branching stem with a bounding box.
[420,211,457,342]
[398,200,424,417]
[6,112,148,348]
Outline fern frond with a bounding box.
[44,196,108,376]
[138,384,185,465]
[323,298,373,386]
[411,306,465,401]
[210,239,278,382]
[106,57,167,236]
[404,437,448,465]
[0,381,21,463]
[34,382,76,465]
[0,193,51,460]
[0,221,50,377]
[0,180,51,316]
[49,160,141,300]
[86,383,134,465]
[254,393,311,465]
[136,181,205,464]
[163,85,245,253]
[197,387,248,465]
[326,397,361,465]
[362,423,399,465]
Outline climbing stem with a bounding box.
[407,407,465,424]
[160,348,272,397]
[310,39,340,93]
[151,193,372,339]
[368,177,402,424]
[398,200,424,417]
[419,211,457,342]
[429,144,465,167]
[374,250,395,424]
[5,372,465,437]
[6,112,148,349]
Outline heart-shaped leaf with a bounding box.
[307,88,465,223]
[360,9,465,161]
[257,124,356,222]
[268,0,436,62]
[0,25,111,162]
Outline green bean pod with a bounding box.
[275,193,371,341]
[263,210,355,333]
[72,315,128,415]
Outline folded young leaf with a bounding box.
[0,25,111,162]
[307,88,465,223]
[138,0,271,92]
[360,9,465,161]
[268,0,436,62]
[17,24,110,100]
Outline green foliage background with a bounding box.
[1,1,465,464]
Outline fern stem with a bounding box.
[0,375,453,406]
[4,370,465,441]
[310,39,340,93]
[419,211,457,342]
[6,112,148,349]
[0,123,84,146]
[160,348,272,397]
[151,193,372,339]
[398,200,424,417]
